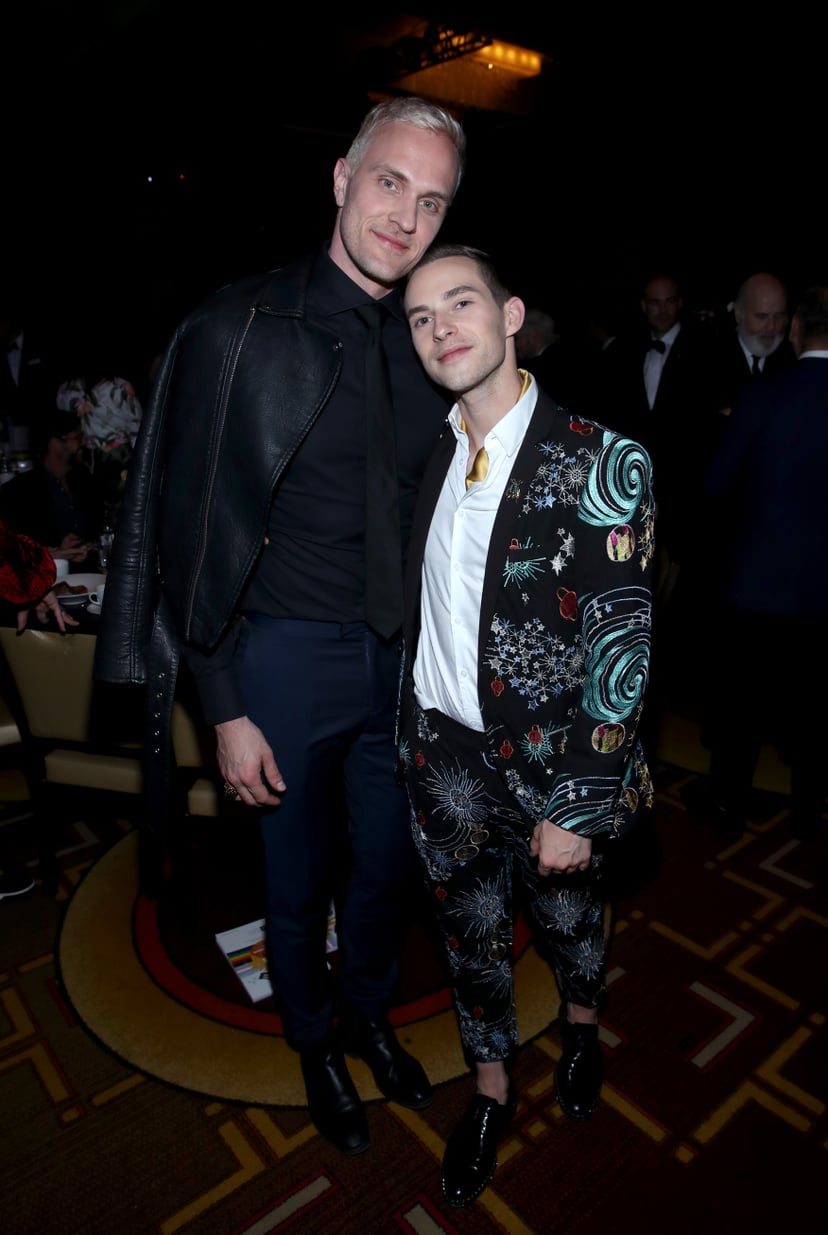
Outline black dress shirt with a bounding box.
[241,247,449,623]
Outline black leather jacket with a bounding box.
[94,252,343,842]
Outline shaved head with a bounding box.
[641,274,682,338]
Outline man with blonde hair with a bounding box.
[97,97,466,1155]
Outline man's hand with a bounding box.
[215,715,286,807]
[530,818,592,875]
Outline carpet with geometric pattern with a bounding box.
[1,756,826,1235]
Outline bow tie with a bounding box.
[647,339,666,354]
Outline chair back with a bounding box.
[171,696,220,817]
[0,629,99,742]
[0,627,144,795]
[0,688,21,748]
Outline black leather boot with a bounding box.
[299,1041,369,1154]
[555,1019,603,1120]
[339,1007,433,1109]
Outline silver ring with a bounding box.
[223,781,237,799]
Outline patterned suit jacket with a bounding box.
[402,389,655,841]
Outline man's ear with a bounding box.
[505,296,526,338]
[333,158,350,208]
[789,313,802,356]
[733,300,743,325]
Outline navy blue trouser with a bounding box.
[400,699,608,1064]
[236,616,416,1047]
[707,608,828,825]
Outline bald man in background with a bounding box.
[686,285,828,842]
[714,271,795,419]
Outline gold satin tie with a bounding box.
[465,446,489,490]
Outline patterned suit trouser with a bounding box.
[401,699,608,1064]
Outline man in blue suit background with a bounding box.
[686,285,828,841]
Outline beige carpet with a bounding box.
[58,829,562,1105]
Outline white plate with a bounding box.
[55,573,106,607]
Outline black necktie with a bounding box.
[751,354,762,376]
[356,303,403,640]
[647,339,666,354]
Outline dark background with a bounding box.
[6,2,824,390]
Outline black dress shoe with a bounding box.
[441,1084,517,1208]
[555,1019,603,1120]
[340,1010,433,1109]
[299,1042,369,1154]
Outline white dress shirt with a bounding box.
[643,320,681,409]
[738,335,765,374]
[413,371,538,730]
[6,332,23,385]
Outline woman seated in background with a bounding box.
[0,519,79,633]
[0,519,77,901]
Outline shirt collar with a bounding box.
[307,244,404,321]
[652,321,681,348]
[450,369,538,457]
[738,334,762,365]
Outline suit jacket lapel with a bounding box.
[477,393,565,666]
[405,391,576,667]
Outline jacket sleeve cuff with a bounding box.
[180,633,247,727]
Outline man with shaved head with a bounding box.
[599,271,715,565]
[592,271,719,761]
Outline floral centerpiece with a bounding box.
[56,376,143,519]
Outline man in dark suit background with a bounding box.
[712,270,795,419]
[680,272,798,746]
[597,273,717,755]
[601,272,715,570]
[684,285,828,841]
